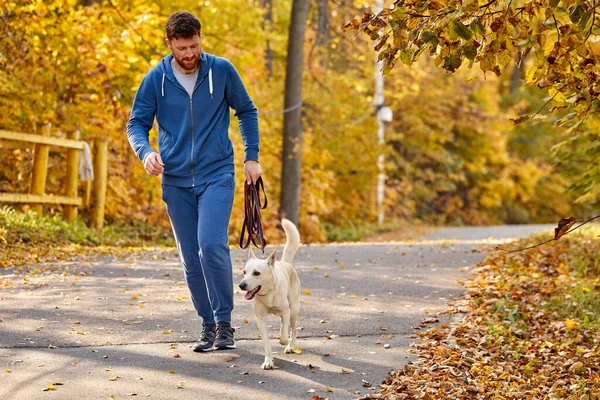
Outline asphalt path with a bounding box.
[0,224,554,399]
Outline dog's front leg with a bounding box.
[279,309,290,346]
[256,316,274,369]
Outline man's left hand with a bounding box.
[244,160,262,184]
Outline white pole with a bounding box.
[374,0,385,225]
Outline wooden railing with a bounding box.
[0,124,108,228]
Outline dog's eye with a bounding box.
[252,271,261,276]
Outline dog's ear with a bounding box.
[248,248,257,260]
[266,249,277,269]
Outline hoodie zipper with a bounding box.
[189,95,195,187]
[189,76,207,187]
[164,56,211,188]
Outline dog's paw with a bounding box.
[284,345,294,354]
[261,357,275,370]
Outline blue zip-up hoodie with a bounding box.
[127,52,259,187]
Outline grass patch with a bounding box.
[0,206,174,268]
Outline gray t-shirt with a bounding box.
[171,58,198,96]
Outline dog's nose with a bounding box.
[239,282,247,290]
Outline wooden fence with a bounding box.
[0,124,108,228]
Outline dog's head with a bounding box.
[238,249,277,300]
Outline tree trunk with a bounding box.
[259,0,274,79]
[279,0,310,226]
[315,0,329,46]
[509,52,528,93]
[82,0,102,5]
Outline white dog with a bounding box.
[238,218,301,370]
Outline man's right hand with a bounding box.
[143,152,165,176]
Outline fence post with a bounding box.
[29,123,51,215]
[64,130,80,223]
[91,138,108,229]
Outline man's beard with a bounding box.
[176,56,198,73]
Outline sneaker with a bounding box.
[214,322,236,350]
[193,323,216,353]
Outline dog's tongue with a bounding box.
[244,286,261,300]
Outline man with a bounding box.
[127,11,261,352]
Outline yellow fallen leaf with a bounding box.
[376,340,382,344]
[326,386,333,392]
[173,354,180,358]
[170,344,177,349]
[108,376,118,381]
[339,263,344,268]
[6,369,11,373]
[293,348,302,354]
[169,369,175,374]
[323,273,329,278]
[565,319,578,330]
[44,385,56,391]
[304,289,311,295]
[131,295,138,300]
[152,255,158,260]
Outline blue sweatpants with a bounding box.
[162,173,235,324]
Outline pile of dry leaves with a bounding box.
[364,233,600,399]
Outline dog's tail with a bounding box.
[281,218,300,264]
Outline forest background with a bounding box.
[0,0,596,244]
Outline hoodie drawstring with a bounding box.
[209,68,213,99]
[161,73,165,100]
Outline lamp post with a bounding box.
[373,0,392,225]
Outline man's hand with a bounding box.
[244,160,262,184]
[143,152,164,176]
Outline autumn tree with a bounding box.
[345,0,600,206]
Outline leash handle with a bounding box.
[239,176,268,251]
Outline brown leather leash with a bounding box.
[239,176,268,253]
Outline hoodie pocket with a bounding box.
[158,128,174,162]
[211,127,230,158]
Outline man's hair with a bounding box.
[166,11,201,40]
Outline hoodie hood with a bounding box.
[158,52,215,98]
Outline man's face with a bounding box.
[166,34,201,73]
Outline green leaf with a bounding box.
[451,20,473,40]
[578,10,593,33]
[443,55,462,72]
[470,21,486,36]
[420,30,438,44]
[569,5,584,24]
[399,49,414,66]
[463,46,478,60]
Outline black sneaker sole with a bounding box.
[214,343,236,350]
[193,345,215,353]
